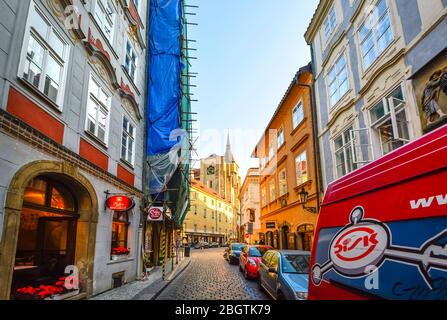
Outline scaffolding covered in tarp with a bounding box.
[146,0,195,227]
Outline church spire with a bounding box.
[225,130,235,163]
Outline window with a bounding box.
[261,187,266,207]
[204,208,207,218]
[95,0,115,43]
[323,6,337,40]
[219,213,221,222]
[86,76,110,143]
[268,144,275,162]
[194,224,197,233]
[279,168,287,197]
[370,86,409,156]
[111,212,130,255]
[194,205,197,215]
[277,128,284,148]
[359,0,393,70]
[295,151,308,185]
[20,4,68,106]
[334,127,357,178]
[261,157,266,169]
[269,179,276,202]
[121,116,135,165]
[212,227,214,234]
[292,102,304,129]
[328,54,349,107]
[125,41,137,82]
[204,225,207,234]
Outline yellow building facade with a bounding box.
[184,179,236,245]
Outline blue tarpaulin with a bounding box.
[147,0,182,156]
[146,0,182,195]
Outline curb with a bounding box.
[150,258,192,300]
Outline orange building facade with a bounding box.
[252,64,321,251]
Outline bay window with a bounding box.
[121,116,135,165]
[370,86,410,156]
[95,0,115,43]
[334,127,357,178]
[328,54,349,107]
[359,0,394,70]
[86,76,110,144]
[295,151,308,185]
[21,3,68,107]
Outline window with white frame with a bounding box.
[334,127,357,178]
[295,151,308,186]
[277,128,284,148]
[328,54,349,107]
[370,86,410,156]
[95,0,115,43]
[121,116,135,165]
[21,4,68,106]
[278,168,287,197]
[125,41,137,82]
[292,101,304,129]
[359,0,394,70]
[86,76,110,143]
[323,6,337,40]
[269,179,276,202]
[261,187,266,207]
[261,157,266,169]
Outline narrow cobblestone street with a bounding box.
[156,248,271,300]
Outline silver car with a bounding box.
[258,250,310,300]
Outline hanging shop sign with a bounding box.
[148,206,164,222]
[106,195,135,212]
[266,222,276,229]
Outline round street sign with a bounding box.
[148,207,163,221]
[245,233,250,239]
[106,195,135,212]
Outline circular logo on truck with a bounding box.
[330,222,388,276]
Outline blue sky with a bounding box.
[187,0,319,180]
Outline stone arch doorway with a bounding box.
[297,224,315,251]
[0,161,98,300]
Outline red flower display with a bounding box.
[16,276,78,300]
[112,247,130,255]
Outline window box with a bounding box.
[111,254,129,261]
[45,289,80,300]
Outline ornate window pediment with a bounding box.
[84,29,119,90]
[120,79,142,121]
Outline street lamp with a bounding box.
[299,188,317,214]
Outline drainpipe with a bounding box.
[295,64,323,213]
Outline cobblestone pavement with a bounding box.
[157,247,271,300]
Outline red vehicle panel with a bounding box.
[310,124,447,300]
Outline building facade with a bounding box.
[252,65,320,251]
[184,179,235,245]
[198,136,242,241]
[239,168,261,245]
[305,0,447,190]
[0,0,147,299]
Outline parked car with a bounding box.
[258,250,310,300]
[239,245,273,279]
[226,243,246,264]
[210,242,220,248]
[309,124,447,300]
[193,241,209,249]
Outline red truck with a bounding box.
[309,124,447,300]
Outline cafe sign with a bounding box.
[106,195,135,212]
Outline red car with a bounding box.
[239,245,273,279]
